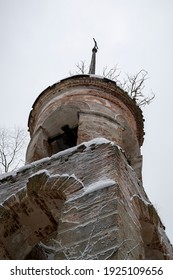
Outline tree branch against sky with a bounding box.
[0,127,28,174]
[71,62,155,107]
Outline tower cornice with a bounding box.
[28,74,144,146]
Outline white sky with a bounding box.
[0,0,173,244]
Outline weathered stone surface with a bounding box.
[132,195,173,259]
[26,75,143,180]
[0,138,172,259]
[0,168,83,259]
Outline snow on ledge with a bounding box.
[84,137,113,146]
[0,138,114,181]
[84,179,116,195]
[50,137,114,160]
[67,178,116,202]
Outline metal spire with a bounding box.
[88,38,98,74]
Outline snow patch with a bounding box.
[29,169,50,178]
[0,138,114,181]
[89,74,104,79]
[67,178,115,202]
[51,137,113,160]
[84,179,116,195]
[28,170,84,187]
[130,194,151,206]
[0,169,20,180]
[83,138,114,151]
[86,137,112,145]
[50,145,78,159]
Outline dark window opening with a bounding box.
[48,125,78,155]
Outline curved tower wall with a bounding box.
[0,74,172,260]
[26,75,144,179]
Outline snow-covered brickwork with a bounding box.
[0,138,172,259]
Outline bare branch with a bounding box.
[69,61,88,76]
[117,69,155,107]
[70,62,155,107]
[0,127,28,174]
[126,70,148,99]
[102,65,121,81]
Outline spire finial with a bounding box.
[89,38,98,74]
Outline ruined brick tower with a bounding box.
[0,42,172,259]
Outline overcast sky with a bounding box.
[0,0,173,243]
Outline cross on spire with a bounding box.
[88,38,98,74]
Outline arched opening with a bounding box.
[48,125,78,155]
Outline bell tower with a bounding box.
[23,41,173,259]
[26,40,143,181]
[0,41,172,260]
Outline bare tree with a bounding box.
[102,64,121,81]
[101,67,155,107]
[119,69,155,107]
[70,60,88,76]
[70,62,155,107]
[0,127,28,174]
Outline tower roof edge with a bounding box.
[28,74,144,146]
